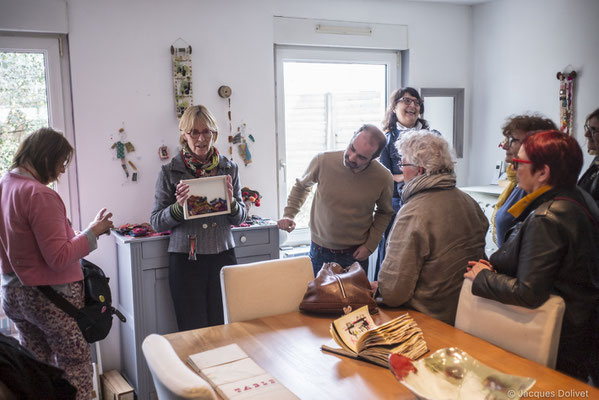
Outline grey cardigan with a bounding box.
[150,153,246,254]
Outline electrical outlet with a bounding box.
[491,160,502,184]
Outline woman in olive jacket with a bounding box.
[465,130,599,384]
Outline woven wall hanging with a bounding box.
[171,41,193,118]
[556,70,577,135]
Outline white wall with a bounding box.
[3,0,474,370]
[469,0,599,185]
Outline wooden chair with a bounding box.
[142,334,216,400]
[455,279,566,368]
[220,256,314,323]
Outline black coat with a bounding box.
[578,157,599,207]
[472,186,599,377]
[0,333,76,399]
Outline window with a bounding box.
[0,34,78,224]
[275,46,398,245]
[421,88,465,158]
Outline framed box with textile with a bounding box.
[181,176,230,220]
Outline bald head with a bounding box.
[343,124,386,173]
[354,124,386,159]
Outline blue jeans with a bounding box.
[309,242,369,276]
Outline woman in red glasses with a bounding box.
[465,130,599,384]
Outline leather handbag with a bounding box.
[299,262,377,314]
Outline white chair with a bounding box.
[455,279,566,368]
[142,334,217,400]
[220,256,314,323]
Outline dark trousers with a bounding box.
[309,242,369,277]
[168,249,237,331]
[556,320,599,386]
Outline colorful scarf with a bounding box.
[181,144,220,177]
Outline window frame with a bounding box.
[274,45,399,246]
[0,33,80,227]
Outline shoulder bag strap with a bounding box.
[38,286,81,319]
[554,196,599,228]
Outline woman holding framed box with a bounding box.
[151,105,246,330]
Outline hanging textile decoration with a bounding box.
[233,123,254,166]
[216,85,255,166]
[556,70,577,135]
[110,128,137,181]
[171,41,193,118]
[128,161,138,182]
[218,85,233,156]
[228,98,233,156]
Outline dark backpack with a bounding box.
[39,259,126,343]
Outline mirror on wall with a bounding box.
[421,88,464,158]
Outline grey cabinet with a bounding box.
[112,224,279,400]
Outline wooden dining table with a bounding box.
[165,308,598,399]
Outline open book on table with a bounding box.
[187,343,298,399]
[322,305,428,367]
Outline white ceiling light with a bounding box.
[315,24,372,36]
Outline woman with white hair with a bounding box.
[376,130,488,325]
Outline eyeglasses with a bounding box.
[585,124,599,136]
[498,137,521,148]
[512,158,532,169]
[398,97,423,107]
[186,129,216,138]
[399,162,418,169]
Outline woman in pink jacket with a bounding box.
[0,128,113,399]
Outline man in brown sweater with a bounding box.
[278,124,394,275]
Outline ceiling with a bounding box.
[408,0,493,5]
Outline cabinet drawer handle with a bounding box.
[240,235,247,243]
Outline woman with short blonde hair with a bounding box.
[151,105,246,331]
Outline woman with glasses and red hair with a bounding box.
[578,108,599,205]
[465,130,599,384]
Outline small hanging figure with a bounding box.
[158,144,170,160]
[235,123,253,166]
[111,128,136,178]
[128,161,138,182]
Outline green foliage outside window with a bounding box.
[0,52,49,174]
